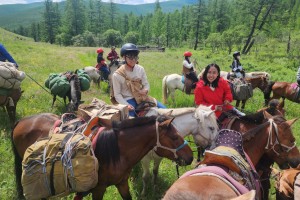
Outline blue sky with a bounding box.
[0,0,171,5]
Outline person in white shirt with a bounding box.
[112,43,166,117]
[182,51,198,87]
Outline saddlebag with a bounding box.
[231,79,253,101]
[21,133,99,200]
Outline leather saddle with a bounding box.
[200,129,258,191]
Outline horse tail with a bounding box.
[10,121,24,199]
[69,74,82,111]
[264,81,275,105]
[162,75,168,104]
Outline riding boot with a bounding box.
[232,107,246,117]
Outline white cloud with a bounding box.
[0,0,171,5]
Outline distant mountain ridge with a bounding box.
[0,0,197,30]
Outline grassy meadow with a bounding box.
[1,27,300,200]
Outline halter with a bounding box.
[265,118,297,156]
[153,121,188,159]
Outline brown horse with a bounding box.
[264,81,300,105]
[0,87,22,125]
[234,76,269,110]
[273,166,300,200]
[163,112,300,199]
[11,113,193,200]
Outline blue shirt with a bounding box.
[0,44,18,67]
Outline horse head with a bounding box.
[262,111,300,169]
[67,73,83,112]
[194,105,219,147]
[154,114,193,166]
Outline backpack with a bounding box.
[231,79,253,101]
[21,133,99,200]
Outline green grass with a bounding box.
[1,27,300,200]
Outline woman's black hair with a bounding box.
[202,63,220,88]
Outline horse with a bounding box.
[0,87,22,125]
[220,71,271,81]
[83,66,101,87]
[11,113,193,200]
[264,81,300,105]
[232,75,269,110]
[273,166,300,200]
[51,71,82,112]
[163,111,300,199]
[140,105,219,196]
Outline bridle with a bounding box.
[265,118,297,156]
[153,120,188,159]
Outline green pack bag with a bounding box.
[21,133,99,200]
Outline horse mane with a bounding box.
[112,115,157,130]
[95,129,120,166]
[242,115,286,141]
[238,111,265,124]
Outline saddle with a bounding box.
[200,129,260,194]
[181,75,195,95]
[291,83,300,102]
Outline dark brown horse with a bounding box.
[264,81,300,105]
[0,87,22,125]
[234,76,269,110]
[163,112,300,199]
[11,113,193,200]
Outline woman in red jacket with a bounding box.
[194,63,245,121]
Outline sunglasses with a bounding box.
[125,55,139,60]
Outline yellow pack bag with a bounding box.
[21,133,99,200]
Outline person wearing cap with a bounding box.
[107,46,119,67]
[112,43,166,117]
[231,51,245,78]
[0,43,18,68]
[182,51,198,86]
[96,48,110,81]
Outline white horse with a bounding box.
[162,74,184,104]
[140,105,219,196]
[83,66,101,87]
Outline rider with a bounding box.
[96,48,110,81]
[107,46,119,67]
[0,43,18,68]
[194,63,245,124]
[231,51,245,79]
[182,51,198,87]
[297,66,300,86]
[112,43,166,117]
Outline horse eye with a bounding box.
[209,127,214,131]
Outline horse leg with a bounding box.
[116,179,132,200]
[152,154,163,192]
[6,104,16,126]
[91,184,107,200]
[51,95,56,109]
[235,100,240,108]
[170,89,176,104]
[11,127,25,199]
[241,100,246,111]
[141,154,151,197]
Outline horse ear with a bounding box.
[286,118,298,127]
[165,110,173,116]
[159,117,174,128]
[263,110,273,119]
